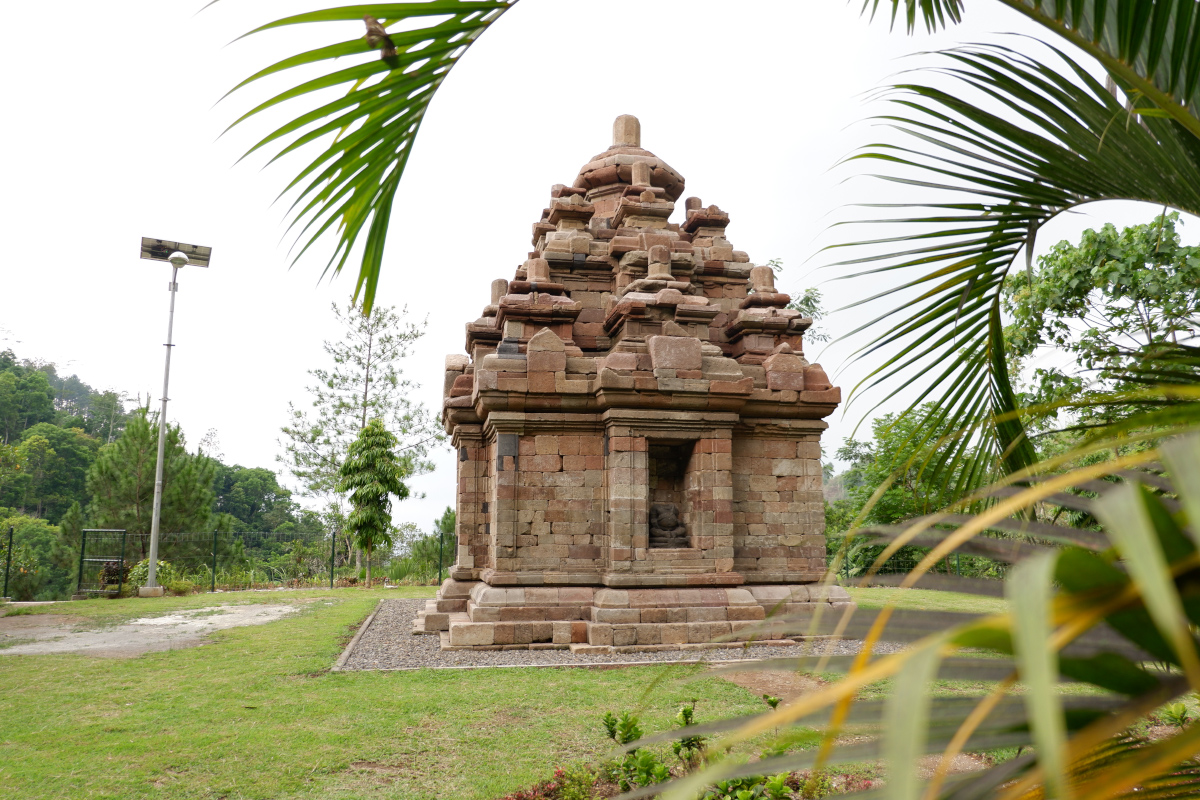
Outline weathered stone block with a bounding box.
[647,335,702,370]
[449,623,495,647]
[611,626,637,647]
[589,623,613,646]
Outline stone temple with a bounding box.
[416,115,849,652]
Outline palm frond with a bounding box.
[634,435,1200,800]
[878,0,1200,139]
[833,41,1200,495]
[223,1,517,312]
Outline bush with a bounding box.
[126,559,177,590]
[165,579,195,596]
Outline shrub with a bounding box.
[165,579,195,596]
[126,559,176,590]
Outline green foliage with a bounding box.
[86,412,216,554]
[337,418,408,586]
[786,287,829,344]
[11,423,100,520]
[554,764,597,800]
[126,559,176,591]
[279,301,440,569]
[1160,702,1192,729]
[388,507,456,585]
[225,4,516,311]
[0,365,54,444]
[1004,213,1200,393]
[672,701,707,768]
[211,463,309,533]
[0,515,71,601]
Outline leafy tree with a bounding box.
[211,463,306,533]
[280,301,438,496]
[50,500,84,574]
[1004,212,1200,389]
[0,514,71,600]
[10,423,100,521]
[0,442,24,505]
[14,434,54,516]
[337,418,408,587]
[86,412,216,558]
[0,368,54,444]
[280,300,440,567]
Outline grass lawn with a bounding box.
[0,585,1111,799]
[847,586,1008,615]
[0,587,766,800]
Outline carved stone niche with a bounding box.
[648,440,694,548]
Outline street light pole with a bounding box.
[146,254,187,592]
[138,238,212,597]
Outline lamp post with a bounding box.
[139,238,212,596]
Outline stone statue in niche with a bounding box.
[649,502,690,548]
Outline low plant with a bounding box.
[700,773,794,800]
[1160,702,1192,729]
[798,771,832,799]
[98,560,130,587]
[554,763,596,800]
[126,559,176,590]
[165,579,195,596]
[672,701,707,769]
[600,711,670,791]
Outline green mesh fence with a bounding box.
[76,530,344,594]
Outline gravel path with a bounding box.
[340,599,903,670]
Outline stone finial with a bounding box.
[491,278,509,304]
[749,266,776,293]
[685,197,702,212]
[632,161,651,187]
[648,244,672,279]
[613,114,641,147]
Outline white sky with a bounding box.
[0,1,1184,531]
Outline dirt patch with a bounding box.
[917,752,990,778]
[0,605,299,658]
[713,666,828,703]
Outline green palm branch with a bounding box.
[833,37,1200,497]
[223,1,517,312]
[633,435,1200,800]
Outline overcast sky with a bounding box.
[0,1,1181,531]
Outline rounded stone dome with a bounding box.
[573,115,686,201]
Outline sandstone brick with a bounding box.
[449,623,495,647]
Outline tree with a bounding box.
[0,368,54,444]
[15,434,54,517]
[337,418,408,587]
[1004,213,1200,385]
[211,463,306,533]
[86,412,216,557]
[279,300,440,567]
[11,423,100,521]
[0,514,71,601]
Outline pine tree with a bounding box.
[337,418,408,587]
[85,412,216,558]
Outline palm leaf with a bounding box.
[222,1,517,312]
[878,0,1200,140]
[832,41,1200,497]
[624,435,1200,800]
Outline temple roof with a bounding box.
[574,114,686,204]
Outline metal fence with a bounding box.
[74,529,345,595]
